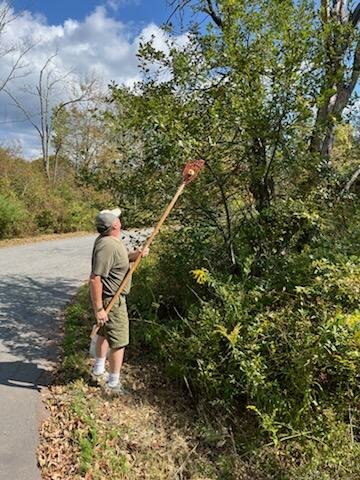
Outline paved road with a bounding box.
[0,231,150,480]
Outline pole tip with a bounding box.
[182,160,205,184]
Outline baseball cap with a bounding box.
[95,208,121,234]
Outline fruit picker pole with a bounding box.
[91,159,205,338]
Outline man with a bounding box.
[89,208,148,394]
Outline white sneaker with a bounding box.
[91,370,109,385]
[105,382,129,395]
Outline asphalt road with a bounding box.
[0,230,150,480]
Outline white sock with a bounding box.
[93,357,106,375]
[108,373,120,387]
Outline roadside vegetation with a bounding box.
[38,286,250,480]
[0,148,110,239]
[38,222,360,479]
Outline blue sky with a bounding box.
[0,0,190,157]
[10,0,182,33]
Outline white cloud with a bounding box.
[0,4,184,158]
[106,0,141,11]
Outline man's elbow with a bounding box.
[89,273,100,283]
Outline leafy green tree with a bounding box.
[98,1,359,269]
[52,102,119,174]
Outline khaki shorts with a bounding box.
[98,295,129,349]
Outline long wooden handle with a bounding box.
[107,181,186,312]
[90,181,186,337]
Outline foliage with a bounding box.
[0,147,111,238]
[89,2,360,474]
[41,286,252,480]
[129,193,360,476]
[52,102,120,173]
[59,286,92,383]
[0,193,28,239]
[19,0,359,476]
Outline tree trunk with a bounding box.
[249,137,274,211]
[341,164,360,194]
[311,1,360,161]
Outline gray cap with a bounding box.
[95,208,121,235]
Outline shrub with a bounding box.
[128,204,360,477]
[0,194,28,238]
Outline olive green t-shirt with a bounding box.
[91,235,131,297]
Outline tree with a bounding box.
[52,101,119,175]
[310,0,360,160]
[100,0,360,272]
[169,0,360,164]
[5,53,98,182]
[0,3,32,93]
[104,1,322,268]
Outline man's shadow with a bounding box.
[0,361,52,390]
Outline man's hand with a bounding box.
[139,246,150,257]
[95,308,108,326]
[128,247,150,262]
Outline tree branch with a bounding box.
[3,88,42,137]
[340,164,360,194]
[0,43,33,92]
[165,0,193,25]
[349,38,360,90]
[203,0,223,28]
[350,1,360,26]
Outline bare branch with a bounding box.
[3,88,42,137]
[349,1,360,26]
[0,2,20,36]
[203,0,223,28]
[52,78,98,119]
[0,44,32,91]
[5,51,99,181]
[340,164,360,194]
[165,0,193,25]
[349,38,360,90]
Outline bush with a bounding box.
[128,200,360,477]
[0,194,28,238]
[0,149,109,238]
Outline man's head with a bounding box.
[95,208,121,235]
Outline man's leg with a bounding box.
[96,335,109,358]
[108,347,125,386]
[92,335,109,375]
[105,297,128,391]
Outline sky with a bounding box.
[11,0,181,32]
[0,2,358,159]
[0,0,189,158]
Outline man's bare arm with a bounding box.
[89,273,108,324]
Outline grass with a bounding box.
[37,285,360,480]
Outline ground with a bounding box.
[38,352,247,480]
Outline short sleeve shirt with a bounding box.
[91,235,131,297]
